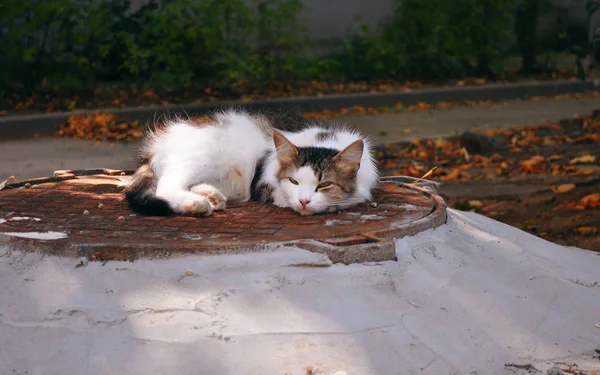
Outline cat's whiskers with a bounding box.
[180,107,191,121]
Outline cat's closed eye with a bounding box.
[316,181,332,190]
[287,177,299,185]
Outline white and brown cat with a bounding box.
[125,109,379,216]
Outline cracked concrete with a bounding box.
[1,209,599,375]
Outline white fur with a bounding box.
[146,111,271,215]
[261,125,379,213]
[143,110,379,215]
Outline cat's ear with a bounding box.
[333,140,363,175]
[273,130,298,167]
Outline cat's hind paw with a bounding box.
[190,184,227,211]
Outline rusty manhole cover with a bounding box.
[0,170,447,264]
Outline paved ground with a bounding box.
[2,210,599,375]
[2,96,600,181]
[340,95,600,143]
[0,138,139,181]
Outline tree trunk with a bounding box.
[515,0,540,75]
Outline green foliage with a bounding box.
[0,0,142,90]
[586,0,600,17]
[327,0,516,82]
[0,0,308,92]
[0,0,589,98]
[322,20,393,81]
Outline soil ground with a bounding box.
[378,112,600,252]
[440,180,599,251]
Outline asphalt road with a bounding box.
[2,96,599,181]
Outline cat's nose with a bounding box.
[299,199,310,208]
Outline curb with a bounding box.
[1,79,599,139]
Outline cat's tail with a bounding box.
[124,164,174,216]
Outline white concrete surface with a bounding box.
[1,209,599,375]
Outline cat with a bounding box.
[124,109,379,216]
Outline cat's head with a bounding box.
[273,130,364,216]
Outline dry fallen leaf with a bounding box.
[572,165,599,175]
[459,147,470,161]
[550,184,575,193]
[553,202,586,210]
[0,176,17,191]
[574,226,598,236]
[547,154,563,162]
[580,193,600,208]
[56,112,144,142]
[468,200,483,209]
[440,168,461,181]
[519,155,545,173]
[568,154,596,164]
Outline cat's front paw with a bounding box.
[190,184,227,211]
[179,196,213,217]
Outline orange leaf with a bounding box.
[459,147,470,161]
[551,166,561,176]
[554,202,586,210]
[547,154,563,162]
[440,168,461,181]
[580,193,600,208]
[574,226,598,236]
[550,184,575,193]
[573,133,600,143]
[519,155,545,173]
[569,154,596,164]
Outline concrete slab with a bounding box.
[0,209,598,375]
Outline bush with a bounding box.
[120,0,309,85]
[0,0,587,102]
[326,0,516,82]
[318,21,390,82]
[0,0,309,93]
